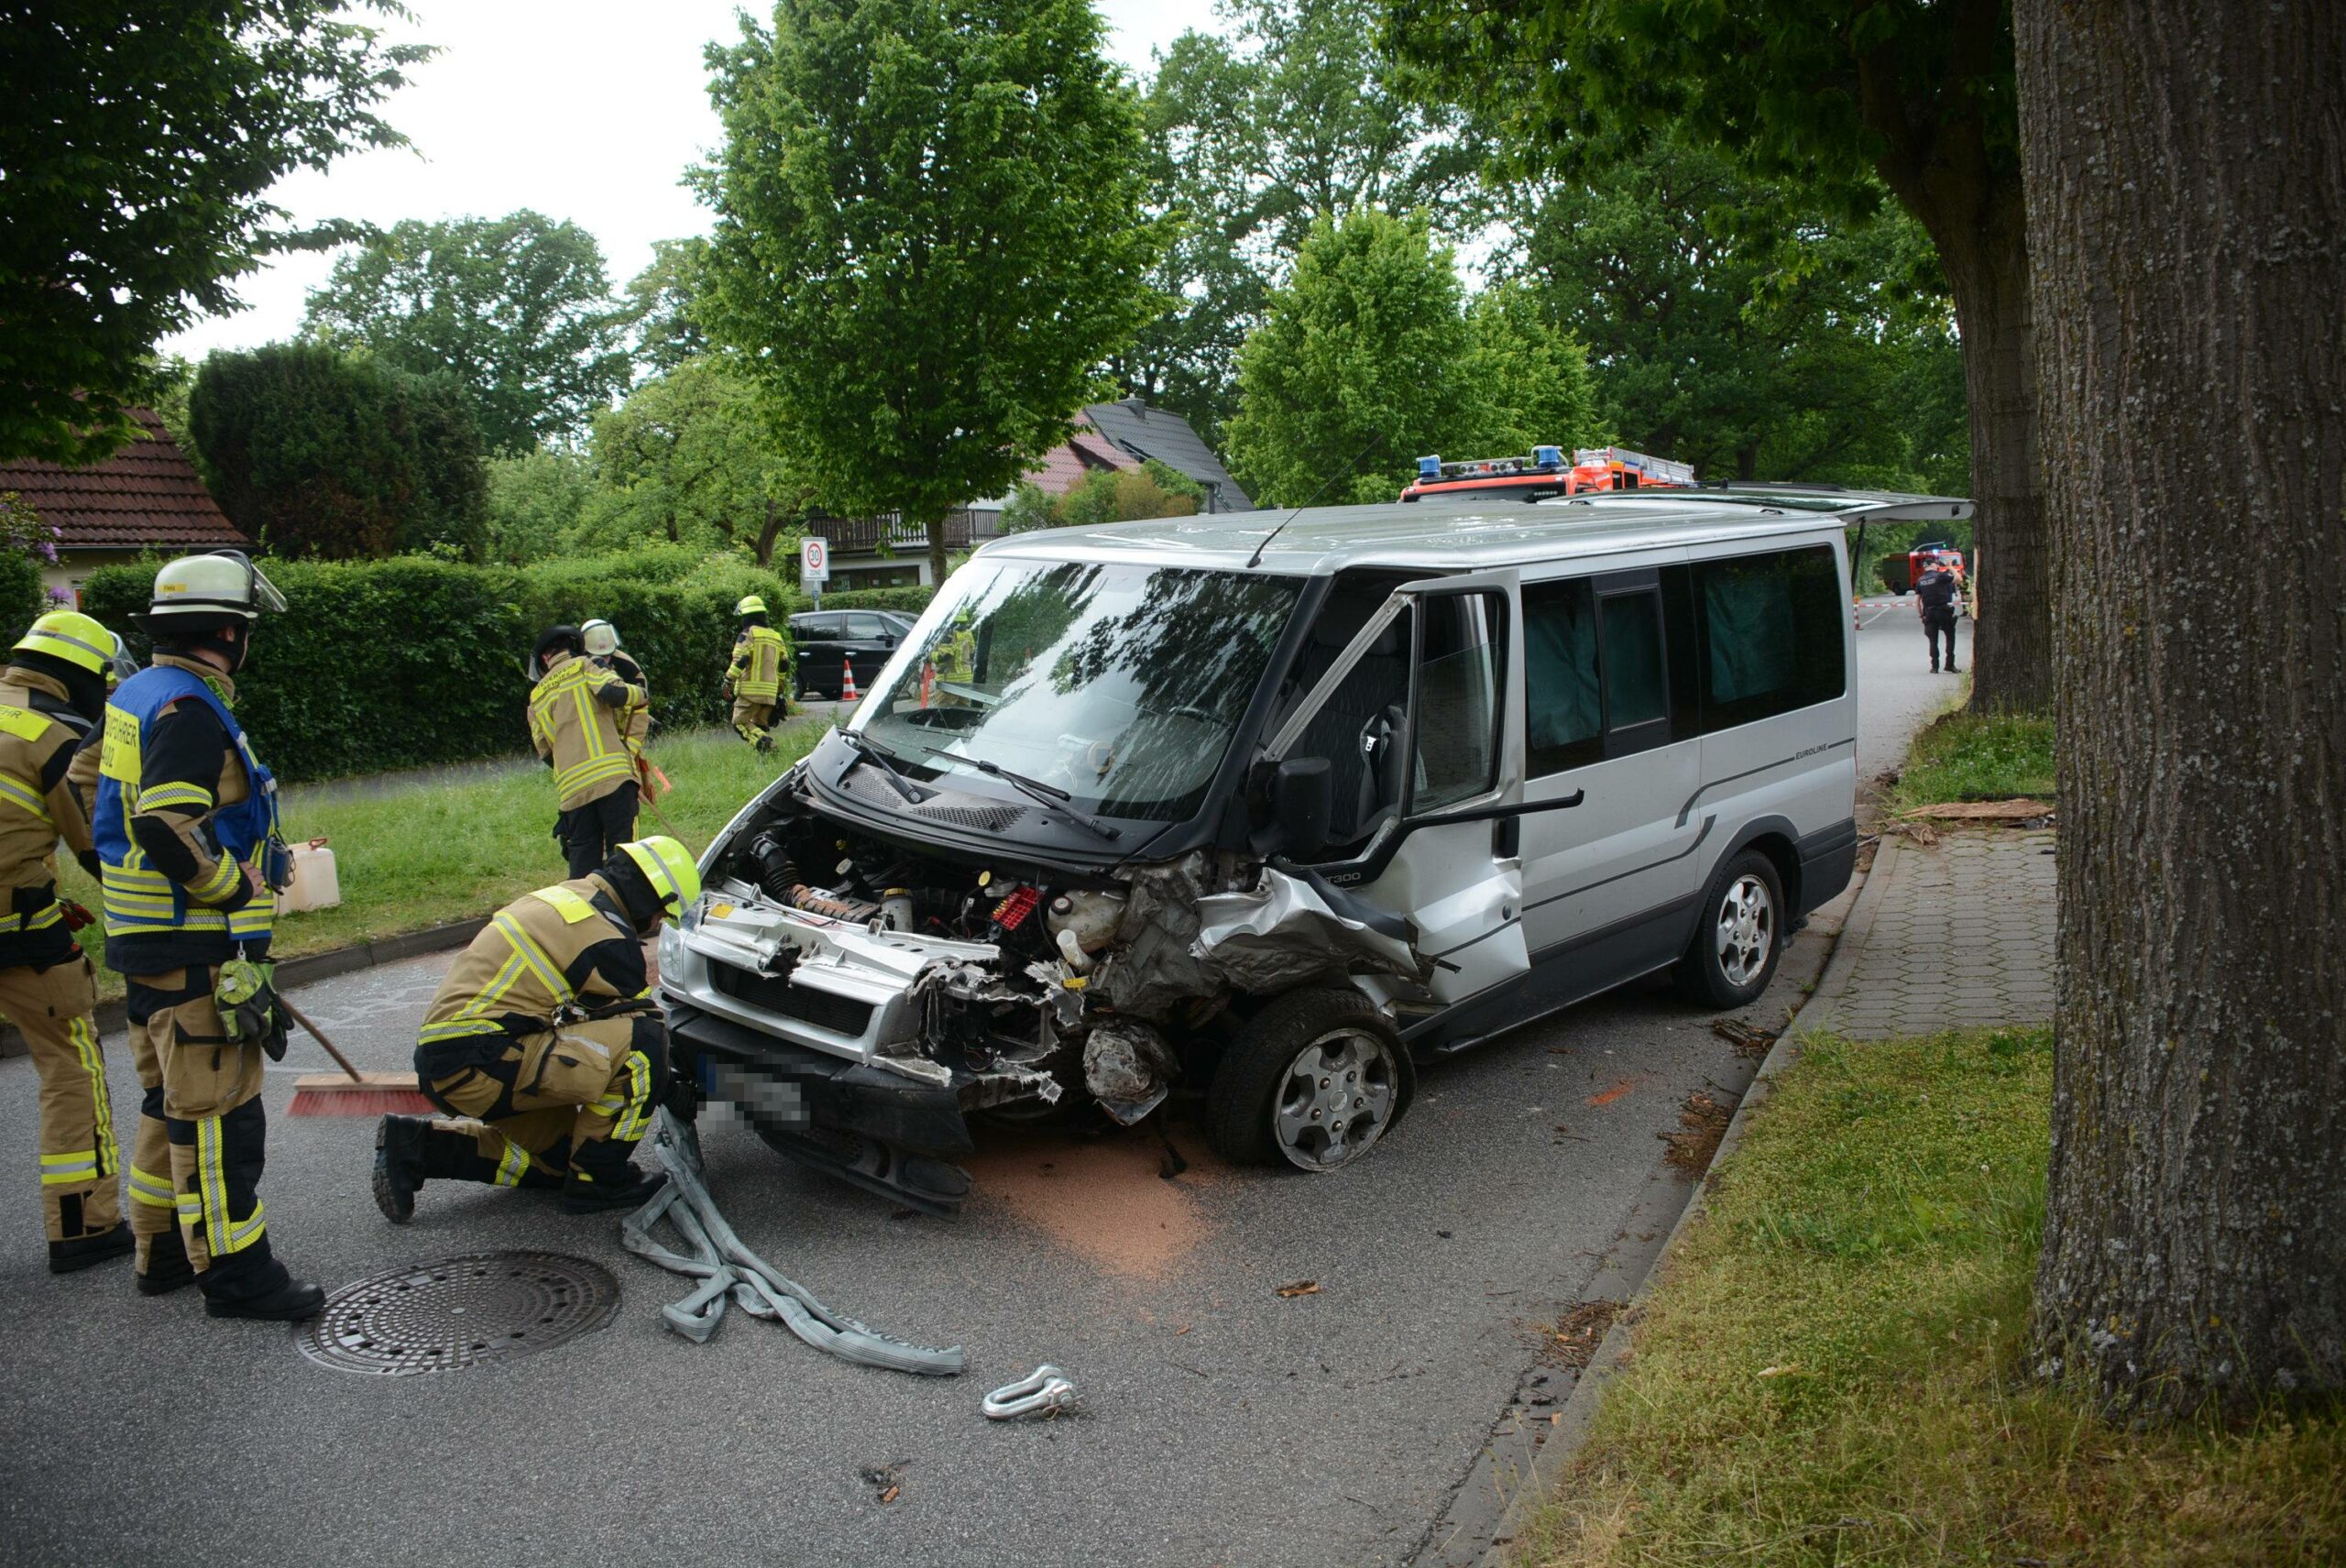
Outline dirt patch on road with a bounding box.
[1661,1091,1733,1175]
[964,1124,1227,1284]
[1544,1299,1623,1370]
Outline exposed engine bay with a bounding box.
[665,762,1431,1145]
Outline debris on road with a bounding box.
[1711,1016,1777,1058]
[621,1110,964,1375]
[1898,798,2055,823]
[982,1364,1082,1420]
[1585,1079,1639,1107]
[1547,1300,1622,1369]
[1661,1091,1733,1175]
[1275,1279,1321,1299]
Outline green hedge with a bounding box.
[82,553,796,783]
[0,552,47,641]
[816,585,936,615]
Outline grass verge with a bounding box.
[1891,701,2055,809]
[1519,1028,2344,1567]
[60,721,826,1003]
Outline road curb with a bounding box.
[0,916,488,1058]
[1474,844,1895,1565]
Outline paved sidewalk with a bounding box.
[1801,828,2057,1038]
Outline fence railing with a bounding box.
[817,509,993,554]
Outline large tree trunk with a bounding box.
[1915,183,2053,713]
[2017,0,2344,1416]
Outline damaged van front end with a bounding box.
[657,762,1427,1212]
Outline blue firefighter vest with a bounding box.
[94,665,281,953]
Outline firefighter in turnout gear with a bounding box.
[529,625,646,879]
[97,552,325,1320]
[583,617,657,803]
[724,595,787,751]
[0,612,128,1272]
[372,836,700,1222]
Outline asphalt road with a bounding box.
[0,611,1948,1567]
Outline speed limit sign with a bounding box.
[800,535,829,584]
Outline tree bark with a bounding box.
[2016,0,2345,1416]
[922,511,949,587]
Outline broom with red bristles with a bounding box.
[284,997,437,1117]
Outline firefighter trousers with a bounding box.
[730,697,777,747]
[125,968,293,1305]
[417,1013,668,1190]
[555,780,639,880]
[0,953,120,1242]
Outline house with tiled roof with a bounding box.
[0,408,249,606]
[1076,396,1249,512]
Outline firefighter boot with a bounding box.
[206,1273,326,1322]
[559,1133,667,1214]
[373,1115,429,1223]
[49,1223,134,1275]
[137,1224,196,1297]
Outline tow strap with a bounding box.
[620,1109,965,1376]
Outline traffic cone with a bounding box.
[840,656,859,702]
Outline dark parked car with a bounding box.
[790,609,916,699]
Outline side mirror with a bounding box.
[1271,756,1332,857]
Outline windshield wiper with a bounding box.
[914,745,1121,841]
[838,729,931,804]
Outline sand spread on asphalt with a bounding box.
[965,1125,1225,1282]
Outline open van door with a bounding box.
[1262,569,1545,1006]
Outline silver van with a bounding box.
[658,495,1878,1212]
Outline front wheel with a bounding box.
[1205,989,1413,1171]
[1674,850,1786,1009]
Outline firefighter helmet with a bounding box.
[619,836,702,919]
[147,551,285,627]
[13,609,115,677]
[735,595,768,618]
[581,619,620,658]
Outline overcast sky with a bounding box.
[162,0,1222,360]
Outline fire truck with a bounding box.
[1398,444,1696,503]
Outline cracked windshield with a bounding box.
[857,559,1302,821]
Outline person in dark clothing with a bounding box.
[1915,559,1963,674]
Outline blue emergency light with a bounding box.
[1532,445,1563,470]
[1417,455,1442,478]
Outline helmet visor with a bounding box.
[244,556,288,615]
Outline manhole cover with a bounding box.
[297,1251,619,1376]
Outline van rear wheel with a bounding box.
[1206,989,1412,1171]
[1675,850,1785,1009]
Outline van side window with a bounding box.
[1597,588,1667,731]
[1523,578,1603,775]
[1410,592,1504,814]
[1692,545,1845,730]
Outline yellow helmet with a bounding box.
[735,595,768,618]
[619,836,702,918]
[13,609,116,677]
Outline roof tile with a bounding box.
[0,409,250,551]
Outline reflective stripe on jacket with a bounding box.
[728,626,786,701]
[415,874,651,1058]
[528,652,640,810]
[93,664,278,952]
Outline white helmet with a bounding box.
[148,551,286,627]
[581,618,620,658]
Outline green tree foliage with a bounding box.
[481,449,594,566]
[576,356,810,566]
[1384,0,2045,712]
[696,0,1167,585]
[625,238,713,376]
[1508,137,1967,488]
[1118,0,1486,443]
[188,343,488,561]
[1001,459,1206,532]
[0,492,55,635]
[302,210,633,453]
[1226,210,1598,505]
[0,2,425,466]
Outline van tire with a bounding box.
[1205,989,1412,1171]
[1674,850,1785,1009]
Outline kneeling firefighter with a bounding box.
[0,612,126,1272]
[723,595,787,751]
[98,552,325,1320]
[373,836,700,1222]
[529,624,646,878]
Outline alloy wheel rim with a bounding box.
[1715,874,1775,988]
[1271,1028,1399,1171]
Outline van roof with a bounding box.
[974,492,1919,576]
